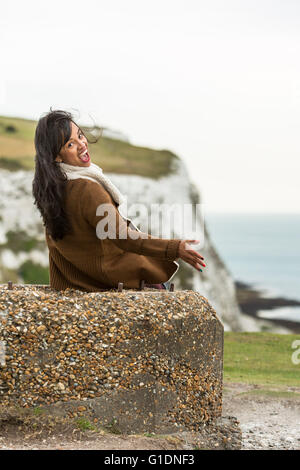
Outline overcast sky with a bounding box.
[1,0,299,213]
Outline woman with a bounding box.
[32,109,206,292]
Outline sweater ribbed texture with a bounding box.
[46,178,181,291]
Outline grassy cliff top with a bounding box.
[224,332,300,387]
[0,115,180,179]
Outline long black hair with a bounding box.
[32,108,101,241]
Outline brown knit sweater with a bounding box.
[45,178,181,291]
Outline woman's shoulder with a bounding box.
[66,178,101,188]
[66,178,106,194]
[65,178,113,204]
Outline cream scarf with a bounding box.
[58,162,126,206]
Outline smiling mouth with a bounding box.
[78,149,90,163]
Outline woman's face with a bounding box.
[55,122,91,166]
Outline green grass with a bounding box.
[236,389,300,399]
[0,115,36,141]
[224,332,300,387]
[105,418,122,435]
[18,260,49,284]
[32,406,45,416]
[76,417,98,432]
[0,230,46,253]
[144,432,156,438]
[0,157,28,171]
[0,115,180,179]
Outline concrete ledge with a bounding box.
[0,284,224,433]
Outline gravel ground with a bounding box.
[223,382,300,450]
[1,382,299,450]
[0,415,241,451]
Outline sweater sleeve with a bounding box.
[80,180,181,261]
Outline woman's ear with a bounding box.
[55,156,63,162]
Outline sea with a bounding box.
[204,212,300,324]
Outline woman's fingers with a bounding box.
[185,249,206,265]
[187,254,205,267]
[178,239,206,272]
[183,252,206,270]
[184,240,205,259]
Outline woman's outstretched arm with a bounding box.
[81,179,206,270]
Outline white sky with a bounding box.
[1,0,299,213]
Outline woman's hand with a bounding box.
[177,239,206,272]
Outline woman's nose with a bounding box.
[79,141,87,150]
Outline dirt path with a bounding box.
[222,382,300,450]
[0,383,299,450]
